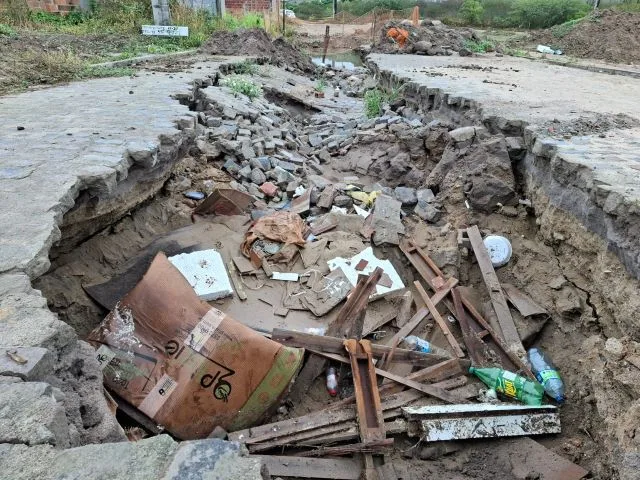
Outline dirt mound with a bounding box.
[199,28,315,73]
[534,10,640,64]
[371,20,477,55]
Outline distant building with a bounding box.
[225,0,271,12]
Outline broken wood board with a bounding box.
[467,226,524,357]
[301,267,352,317]
[296,439,394,458]
[311,350,469,404]
[451,287,486,365]
[272,328,450,366]
[258,455,362,480]
[502,283,548,317]
[230,389,424,445]
[414,281,465,358]
[403,404,560,441]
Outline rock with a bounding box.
[264,140,276,153]
[247,183,265,199]
[0,436,265,480]
[548,276,566,290]
[417,188,436,204]
[394,186,418,206]
[448,126,479,144]
[415,201,441,223]
[0,347,52,381]
[386,152,410,183]
[308,134,322,147]
[276,160,296,172]
[317,148,331,163]
[555,286,583,316]
[238,165,252,179]
[370,195,405,245]
[206,116,222,127]
[505,136,526,161]
[222,159,241,176]
[239,140,256,160]
[286,181,300,197]
[333,195,353,208]
[259,182,278,197]
[317,185,337,209]
[310,186,321,205]
[250,168,266,185]
[166,176,192,193]
[250,157,271,171]
[604,337,626,361]
[272,166,295,187]
[413,40,433,53]
[458,47,473,57]
[0,382,70,447]
[195,139,222,160]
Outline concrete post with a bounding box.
[152,0,172,26]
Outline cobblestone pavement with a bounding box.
[0,59,232,279]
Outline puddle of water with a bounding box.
[312,51,363,70]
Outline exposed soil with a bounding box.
[33,57,640,479]
[371,20,478,55]
[533,10,640,65]
[199,28,315,73]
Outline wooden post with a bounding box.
[372,8,376,46]
[322,25,330,63]
[151,0,171,26]
[412,5,419,26]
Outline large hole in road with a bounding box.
[31,60,640,479]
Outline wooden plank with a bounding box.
[288,269,383,403]
[394,291,414,328]
[258,455,362,480]
[344,339,385,442]
[414,282,465,358]
[296,439,394,457]
[311,350,468,404]
[271,329,450,366]
[467,226,524,356]
[230,390,423,445]
[451,287,485,365]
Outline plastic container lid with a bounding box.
[483,235,512,268]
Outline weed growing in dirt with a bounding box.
[464,39,496,53]
[550,17,585,38]
[222,75,262,100]
[0,23,17,36]
[314,78,328,93]
[233,60,260,75]
[364,87,399,118]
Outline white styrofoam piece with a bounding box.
[327,247,405,298]
[483,235,512,267]
[271,272,299,282]
[353,204,370,218]
[168,250,233,301]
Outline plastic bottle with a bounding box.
[402,335,450,358]
[527,348,565,403]
[469,366,544,406]
[326,367,338,397]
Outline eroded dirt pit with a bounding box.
[32,57,640,479]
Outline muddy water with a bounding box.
[312,51,364,70]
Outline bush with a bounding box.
[459,0,484,24]
[341,0,416,16]
[0,23,17,36]
[291,0,332,20]
[509,0,590,28]
[464,38,495,52]
[222,75,262,100]
[550,16,584,37]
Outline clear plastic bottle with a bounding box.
[326,367,338,397]
[527,347,565,403]
[402,335,451,358]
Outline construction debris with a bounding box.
[168,249,233,300]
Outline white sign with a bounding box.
[141,25,189,37]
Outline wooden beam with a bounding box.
[271,328,450,366]
[414,281,465,358]
[311,350,468,404]
[452,287,486,365]
[295,439,395,457]
[467,226,524,356]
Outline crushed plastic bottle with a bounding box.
[326,367,338,397]
[527,347,565,403]
[469,366,544,406]
[402,335,450,358]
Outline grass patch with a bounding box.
[0,23,17,36]
[364,88,399,119]
[232,59,260,75]
[314,78,327,93]
[550,17,585,38]
[463,39,496,53]
[222,75,262,100]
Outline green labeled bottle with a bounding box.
[469,367,544,406]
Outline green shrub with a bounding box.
[222,75,262,100]
[341,0,416,16]
[550,17,584,37]
[459,0,484,24]
[314,78,327,92]
[291,0,332,20]
[0,23,17,36]
[509,0,590,28]
[464,38,495,52]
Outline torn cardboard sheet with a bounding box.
[302,268,353,316]
[87,252,303,440]
[168,249,233,301]
[327,247,405,298]
[193,188,253,216]
[242,211,306,258]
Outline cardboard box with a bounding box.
[87,252,303,439]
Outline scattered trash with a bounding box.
[483,234,513,268]
[271,272,299,282]
[528,347,566,403]
[537,44,563,55]
[183,191,205,200]
[5,349,28,365]
[331,205,348,214]
[327,246,405,298]
[242,211,306,260]
[87,252,304,439]
[402,335,451,358]
[353,204,370,218]
[469,366,544,406]
[326,367,338,396]
[168,249,233,301]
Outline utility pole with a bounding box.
[151,0,171,26]
[333,0,337,18]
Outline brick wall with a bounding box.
[225,0,271,13]
[26,0,80,14]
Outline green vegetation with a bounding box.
[232,59,260,75]
[463,38,495,53]
[550,17,585,38]
[0,23,17,36]
[364,87,399,118]
[314,78,328,92]
[222,75,262,100]
[509,0,590,28]
[459,0,484,25]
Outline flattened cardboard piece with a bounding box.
[88,252,303,440]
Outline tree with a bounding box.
[459,0,484,25]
